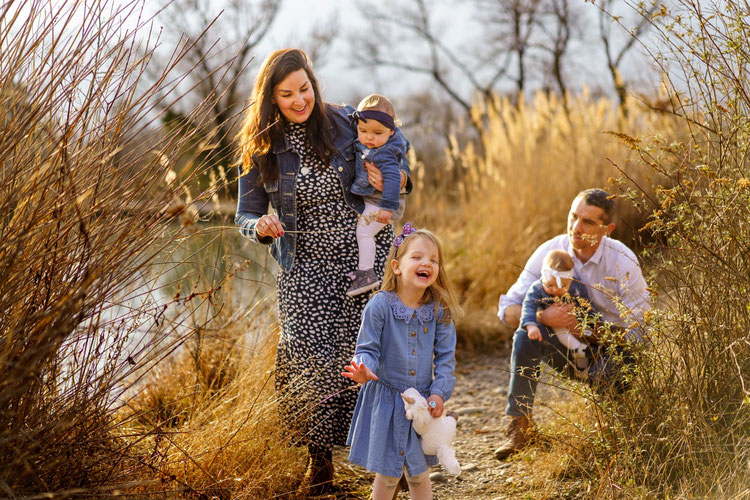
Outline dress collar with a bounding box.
[383,291,435,325]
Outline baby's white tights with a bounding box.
[356,202,386,271]
[372,469,432,500]
[553,328,585,350]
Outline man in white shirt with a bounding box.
[494,189,650,460]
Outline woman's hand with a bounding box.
[365,162,407,192]
[255,214,284,239]
[427,394,445,417]
[341,360,378,384]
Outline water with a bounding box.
[62,221,279,403]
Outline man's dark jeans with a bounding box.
[506,325,633,417]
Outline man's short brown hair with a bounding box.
[575,188,615,224]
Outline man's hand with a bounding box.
[526,324,542,341]
[342,360,378,384]
[538,303,578,330]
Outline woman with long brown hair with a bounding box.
[236,48,409,494]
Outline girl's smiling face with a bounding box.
[391,236,440,292]
[272,68,315,123]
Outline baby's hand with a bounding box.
[527,324,542,341]
[376,209,392,224]
[341,360,379,384]
[427,395,445,417]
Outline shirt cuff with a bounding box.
[497,303,511,326]
[235,213,273,245]
[429,381,454,402]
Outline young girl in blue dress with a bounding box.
[342,224,462,500]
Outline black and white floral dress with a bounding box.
[274,122,393,448]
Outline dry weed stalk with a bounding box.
[506,2,750,498]
[407,89,684,314]
[0,0,262,495]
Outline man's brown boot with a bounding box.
[493,415,532,460]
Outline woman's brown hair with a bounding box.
[238,48,335,184]
[381,229,463,325]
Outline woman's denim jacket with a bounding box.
[235,104,411,272]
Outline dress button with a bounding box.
[412,350,416,355]
[400,451,404,456]
[410,332,416,337]
[410,370,415,376]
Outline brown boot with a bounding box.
[302,445,335,496]
[493,415,533,460]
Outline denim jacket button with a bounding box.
[409,370,415,376]
[410,332,416,337]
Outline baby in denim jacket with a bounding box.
[347,94,409,297]
[521,249,598,379]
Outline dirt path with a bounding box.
[332,347,576,499]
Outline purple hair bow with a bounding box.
[393,222,415,248]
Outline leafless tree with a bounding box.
[145,0,279,181]
[535,0,580,96]
[350,0,586,144]
[148,0,337,182]
[596,0,660,113]
[476,0,543,98]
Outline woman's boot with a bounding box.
[303,444,335,495]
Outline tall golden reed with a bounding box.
[406,90,682,315]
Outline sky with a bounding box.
[251,0,657,105]
[256,0,457,103]
[33,0,658,109]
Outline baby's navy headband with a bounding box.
[351,109,396,130]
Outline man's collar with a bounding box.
[571,235,608,265]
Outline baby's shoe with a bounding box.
[346,268,380,296]
[571,346,590,380]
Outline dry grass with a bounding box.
[120,279,306,499]
[4,1,748,498]
[0,0,297,496]
[406,90,681,316]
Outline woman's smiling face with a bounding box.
[272,68,315,123]
[392,236,440,292]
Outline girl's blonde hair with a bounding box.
[381,228,463,325]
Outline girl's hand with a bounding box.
[527,324,542,341]
[427,395,445,417]
[341,360,379,384]
[256,214,284,239]
[376,209,392,224]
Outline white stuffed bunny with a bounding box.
[401,387,460,475]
